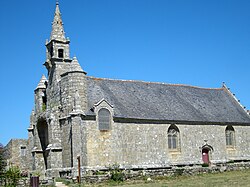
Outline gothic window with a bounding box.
[58,49,64,58]
[168,124,180,150]
[226,125,235,147]
[98,108,111,131]
[20,146,26,156]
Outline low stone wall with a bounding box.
[14,161,250,186]
[81,161,250,183]
[0,178,54,187]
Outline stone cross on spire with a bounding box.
[50,1,66,41]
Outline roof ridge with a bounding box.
[87,76,222,90]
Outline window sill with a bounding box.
[99,129,111,132]
[168,149,181,153]
[226,146,236,150]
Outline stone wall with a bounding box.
[82,119,250,169]
[78,162,250,184]
[3,162,250,186]
[4,139,29,172]
[61,119,72,168]
[60,71,87,116]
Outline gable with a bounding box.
[86,77,250,124]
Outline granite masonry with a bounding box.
[7,2,250,179]
[4,139,29,172]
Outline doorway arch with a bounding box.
[201,144,213,164]
[37,118,49,169]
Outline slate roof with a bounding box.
[86,77,250,124]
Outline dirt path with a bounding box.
[55,181,69,187]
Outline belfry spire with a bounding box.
[45,1,72,71]
[50,1,66,41]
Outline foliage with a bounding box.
[174,168,184,176]
[31,170,41,177]
[5,166,21,186]
[0,145,27,186]
[108,163,125,183]
[42,103,47,112]
[202,163,209,167]
[63,180,71,185]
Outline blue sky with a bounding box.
[0,0,249,146]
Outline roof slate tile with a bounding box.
[86,77,250,124]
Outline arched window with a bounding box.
[98,108,111,131]
[58,49,64,58]
[168,124,180,150]
[225,125,235,147]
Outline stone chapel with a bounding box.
[27,2,250,178]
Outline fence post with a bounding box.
[77,156,81,183]
[30,176,39,187]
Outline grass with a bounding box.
[80,169,250,187]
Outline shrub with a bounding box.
[5,166,21,186]
[109,163,125,182]
[175,168,184,176]
[202,163,209,167]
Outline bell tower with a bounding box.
[44,1,71,72]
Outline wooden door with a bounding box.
[202,148,209,164]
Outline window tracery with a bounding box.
[226,125,235,147]
[168,125,180,150]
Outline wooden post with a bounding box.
[77,156,81,183]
